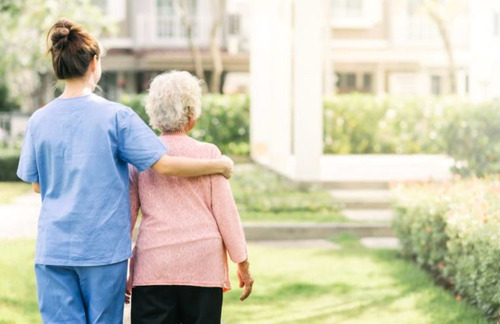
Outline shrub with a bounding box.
[392,178,500,319]
[121,93,250,156]
[0,149,20,181]
[323,94,451,154]
[324,94,500,176]
[441,101,500,177]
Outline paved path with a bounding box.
[0,192,40,239]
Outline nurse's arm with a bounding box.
[151,154,234,179]
[32,183,40,193]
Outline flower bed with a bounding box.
[392,178,500,318]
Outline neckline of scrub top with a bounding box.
[55,93,94,101]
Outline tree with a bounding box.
[424,0,465,95]
[174,0,208,92]
[209,0,226,93]
[0,0,114,112]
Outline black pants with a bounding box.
[131,285,223,324]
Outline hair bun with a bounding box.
[55,27,70,37]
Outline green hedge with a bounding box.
[0,150,20,181]
[392,179,500,319]
[121,93,250,156]
[324,94,500,176]
[122,93,500,176]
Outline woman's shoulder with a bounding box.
[191,139,222,159]
[165,136,222,159]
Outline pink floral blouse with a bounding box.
[127,135,248,292]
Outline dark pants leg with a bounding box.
[131,285,223,324]
[131,286,180,324]
[177,286,223,324]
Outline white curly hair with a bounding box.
[145,71,203,133]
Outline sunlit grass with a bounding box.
[0,239,491,324]
[222,243,491,324]
[0,240,39,324]
[0,182,31,204]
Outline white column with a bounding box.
[249,0,276,163]
[292,0,325,181]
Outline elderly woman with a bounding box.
[127,71,254,323]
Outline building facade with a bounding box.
[330,0,500,101]
[97,0,500,102]
[95,0,250,100]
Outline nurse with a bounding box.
[16,18,233,323]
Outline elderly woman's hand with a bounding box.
[220,155,234,179]
[237,260,254,301]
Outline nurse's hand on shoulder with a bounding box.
[220,155,234,179]
[237,259,254,301]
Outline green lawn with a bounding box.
[231,164,345,223]
[0,239,490,324]
[0,182,31,204]
[222,239,491,324]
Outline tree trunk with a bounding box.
[175,0,208,92]
[209,0,225,93]
[426,1,457,94]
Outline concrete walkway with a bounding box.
[0,192,41,239]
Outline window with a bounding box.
[227,14,240,36]
[431,75,442,95]
[363,73,373,92]
[331,0,363,18]
[336,73,357,93]
[157,0,198,39]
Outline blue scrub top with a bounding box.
[17,94,167,266]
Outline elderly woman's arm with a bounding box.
[209,147,253,300]
[151,154,234,179]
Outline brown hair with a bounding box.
[47,18,101,80]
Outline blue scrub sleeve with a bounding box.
[117,108,167,172]
[17,120,39,183]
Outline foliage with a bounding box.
[441,101,500,177]
[0,149,21,181]
[0,84,19,112]
[230,164,343,222]
[0,0,114,108]
[392,178,500,319]
[192,94,250,155]
[121,93,251,156]
[323,94,449,154]
[324,94,500,177]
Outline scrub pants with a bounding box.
[35,260,128,324]
[131,285,223,324]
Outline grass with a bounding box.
[222,241,492,324]
[0,240,39,324]
[0,240,491,323]
[0,182,31,204]
[230,164,345,223]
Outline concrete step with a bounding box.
[251,239,340,250]
[360,237,400,249]
[330,189,392,209]
[243,222,394,240]
[342,209,394,222]
[320,181,390,190]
